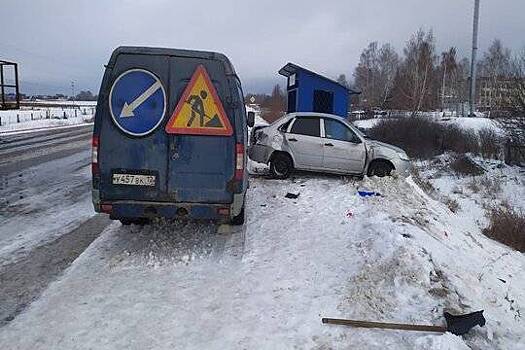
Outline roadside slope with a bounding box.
[0,175,523,349]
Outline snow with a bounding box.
[0,150,94,266]
[441,117,503,134]
[1,166,524,349]
[353,118,380,130]
[0,101,95,133]
[353,115,505,136]
[1,106,524,349]
[0,122,94,137]
[246,104,267,127]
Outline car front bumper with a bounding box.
[392,158,411,177]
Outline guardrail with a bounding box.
[19,101,96,108]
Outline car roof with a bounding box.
[284,112,349,121]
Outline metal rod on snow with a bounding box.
[322,310,485,336]
[321,318,446,333]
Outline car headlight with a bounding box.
[398,152,410,161]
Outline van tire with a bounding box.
[119,218,150,226]
[367,160,395,177]
[270,153,293,179]
[230,206,245,226]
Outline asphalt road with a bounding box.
[0,124,111,325]
[0,124,93,175]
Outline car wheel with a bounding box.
[367,161,394,177]
[270,153,293,179]
[230,205,245,226]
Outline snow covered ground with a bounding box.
[0,106,523,349]
[0,166,523,349]
[0,101,95,133]
[352,114,502,134]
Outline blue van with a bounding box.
[92,47,254,225]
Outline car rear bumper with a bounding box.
[94,200,237,222]
[248,144,273,164]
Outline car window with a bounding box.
[278,119,293,132]
[324,119,360,143]
[290,117,320,137]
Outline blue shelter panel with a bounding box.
[279,63,360,118]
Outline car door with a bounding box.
[322,118,366,173]
[285,116,323,169]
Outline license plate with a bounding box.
[112,173,156,186]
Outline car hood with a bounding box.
[366,139,406,154]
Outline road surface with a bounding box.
[0,124,110,325]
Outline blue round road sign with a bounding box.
[109,69,166,136]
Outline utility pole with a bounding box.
[469,0,480,117]
[71,80,75,100]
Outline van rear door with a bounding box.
[98,53,170,202]
[98,49,238,206]
[166,58,235,204]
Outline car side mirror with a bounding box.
[247,111,255,128]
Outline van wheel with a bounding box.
[230,206,245,226]
[119,218,150,226]
[270,153,293,179]
[367,160,394,177]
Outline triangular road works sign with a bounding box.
[165,65,233,136]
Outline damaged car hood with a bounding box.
[365,139,405,154]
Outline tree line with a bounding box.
[346,29,525,117]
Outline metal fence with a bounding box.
[0,106,95,126]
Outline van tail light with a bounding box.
[217,207,230,216]
[92,135,99,175]
[101,203,112,214]
[235,143,244,180]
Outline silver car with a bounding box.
[249,113,410,178]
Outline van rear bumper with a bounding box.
[98,200,235,222]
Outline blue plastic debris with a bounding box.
[357,191,382,197]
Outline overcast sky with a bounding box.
[2,0,524,95]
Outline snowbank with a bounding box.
[0,102,95,133]
[353,118,380,130]
[353,114,504,136]
[1,171,523,349]
[441,117,503,134]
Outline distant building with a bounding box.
[443,76,522,116]
[476,77,521,111]
[278,63,360,118]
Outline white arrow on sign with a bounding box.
[120,80,162,118]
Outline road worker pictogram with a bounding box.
[165,65,233,136]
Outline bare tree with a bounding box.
[354,42,379,109]
[439,48,458,111]
[377,44,399,107]
[336,74,349,89]
[353,42,399,109]
[392,29,437,115]
[260,84,286,122]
